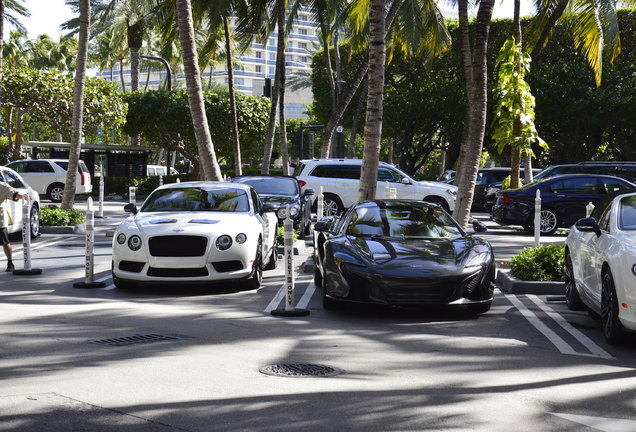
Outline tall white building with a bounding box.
[98,11,319,120]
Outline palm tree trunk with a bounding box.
[119,60,126,91]
[0,0,4,102]
[224,16,242,177]
[175,0,223,181]
[453,0,495,228]
[61,0,90,210]
[348,82,366,158]
[276,0,290,175]
[358,0,386,202]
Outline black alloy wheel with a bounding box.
[539,208,560,235]
[601,268,625,344]
[564,253,586,310]
[245,240,263,290]
[264,236,278,270]
[30,205,40,238]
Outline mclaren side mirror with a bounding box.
[472,220,488,232]
[575,217,602,237]
[314,216,337,233]
[124,203,137,215]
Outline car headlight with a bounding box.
[235,233,247,244]
[447,189,457,197]
[632,264,636,276]
[117,233,126,245]
[216,235,233,250]
[128,235,142,251]
[277,206,300,219]
[465,252,491,270]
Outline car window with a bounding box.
[377,168,402,183]
[6,161,25,173]
[24,161,54,173]
[346,205,383,236]
[234,177,299,195]
[619,196,636,230]
[385,204,462,239]
[600,178,635,194]
[141,187,250,212]
[590,197,613,219]
[609,166,636,183]
[250,188,261,213]
[293,162,306,177]
[3,171,25,189]
[598,205,612,232]
[545,178,599,194]
[310,164,360,179]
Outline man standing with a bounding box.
[0,182,23,272]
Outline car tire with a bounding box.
[467,302,491,314]
[601,268,626,345]
[564,252,586,311]
[322,194,344,216]
[538,208,560,235]
[30,205,40,238]
[47,183,65,202]
[313,260,323,287]
[424,196,450,213]
[244,240,263,290]
[264,237,278,270]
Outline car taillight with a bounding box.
[298,180,306,188]
[80,171,86,186]
[501,193,514,204]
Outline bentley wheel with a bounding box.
[264,237,278,270]
[565,252,585,310]
[601,268,625,345]
[245,240,263,290]
[539,208,560,235]
[112,274,137,289]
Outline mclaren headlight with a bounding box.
[465,252,491,271]
[128,235,142,251]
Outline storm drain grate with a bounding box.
[90,333,183,347]
[259,363,343,378]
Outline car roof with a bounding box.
[299,158,391,166]
[157,181,253,192]
[232,174,297,180]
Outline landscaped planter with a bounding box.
[496,270,565,295]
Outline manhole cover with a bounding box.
[259,363,343,378]
[90,333,182,347]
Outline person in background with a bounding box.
[0,182,23,272]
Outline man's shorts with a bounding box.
[0,228,9,246]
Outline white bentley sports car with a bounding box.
[112,182,279,289]
[565,192,636,344]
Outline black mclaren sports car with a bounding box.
[313,200,496,313]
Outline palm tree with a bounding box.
[175,0,223,181]
[61,0,90,210]
[451,0,495,229]
[357,0,385,201]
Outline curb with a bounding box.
[40,224,84,234]
[496,270,565,295]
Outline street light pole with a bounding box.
[141,55,173,91]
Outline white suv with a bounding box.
[294,158,457,215]
[6,159,93,202]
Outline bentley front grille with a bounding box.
[149,235,208,257]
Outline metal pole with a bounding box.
[534,189,541,247]
[129,186,136,204]
[98,175,104,218]
[317,186,324,220]
[73,198,106,288]
[13,197,42,275]
[141,55,173,91]
[300,122,304,160]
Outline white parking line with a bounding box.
[297,283,316,309]
[527,295,614,360]
[264,284,288,313]
[504,293,614,359]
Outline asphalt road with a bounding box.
[0,201,634,432]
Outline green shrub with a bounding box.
[510,243,565,281]
[40,207,86,226]
[276,225,299,245]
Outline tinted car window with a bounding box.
[600,178,635,194]
[310,164,360,179]
[377,167,402,183]
[598,204,612,232]
[7,161,25,173]
[234,177,299,195]
[545,178,599,194]
[141,188,249,212]
[619,196,636,230]
[3,171,25,188]
[25,161,54,173]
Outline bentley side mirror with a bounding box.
[124,203,137,215]
[575,217,601,237]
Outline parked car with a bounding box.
[0,166,41,238]
[313,199,495,312]
[6,159,92,202]
[565,192,636,344]
[111,182,279,289]
[481,168,543,212]
[146,165,178,176]
[231,175,314,235]
[293,158,457,215]
[447,167,542,211]
[534,161,636,183]
[491,174,636,235]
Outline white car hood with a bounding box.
[418,180,458,193]
[132,211,255,236]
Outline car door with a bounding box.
[543,177,602,227]
[9,161,53,195]
[588,204,614,307]
[377,167,417,199]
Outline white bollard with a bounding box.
[384,181,390,199]
[270,205,309,317]
[317,186,324,220]
[176,178,181,183]
[586,202,595,217]
[129,186,136,204]
[534,189,541,247]
[98,175,104,218]
[73,198,105,288]
[159,175,163,187]
[13,197,41,275]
